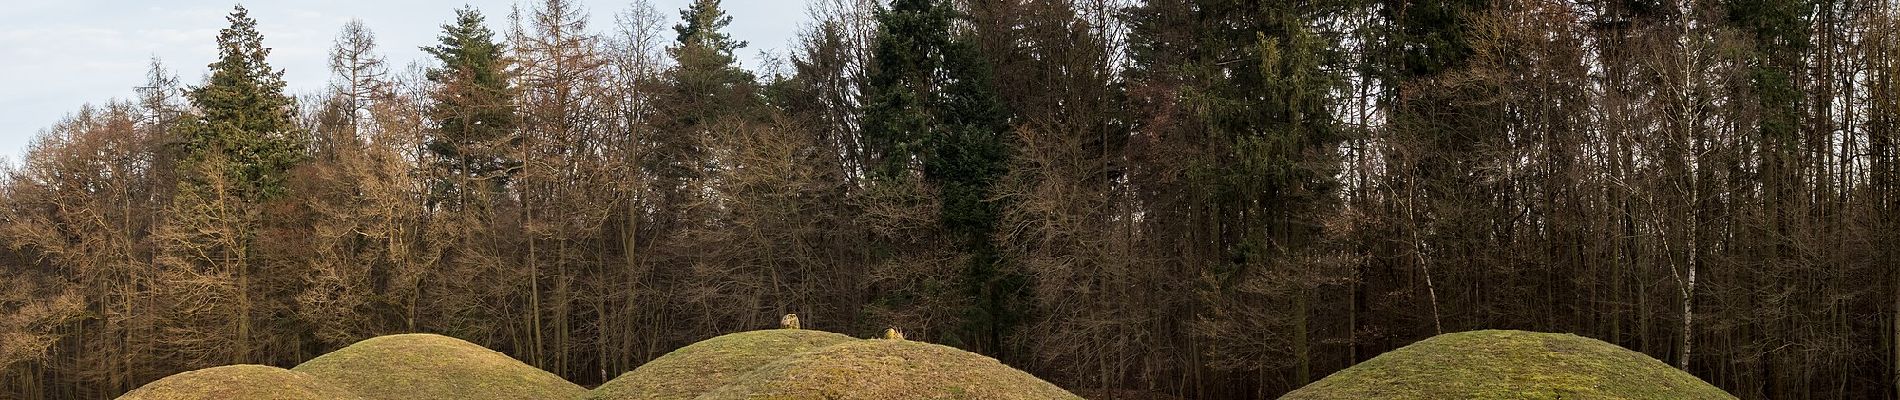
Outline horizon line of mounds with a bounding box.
[119,315,1739,400]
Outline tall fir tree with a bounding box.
[424,6,519,198]
[1124,0,1347,391]
[665,0,758,127]
[176,5,306,199]
[861,0,952,180]
[645,0,760,226]
[1726,0,1810,230]
[862,0,1018,355]
[158,4,310,367]
[668,0,756,128]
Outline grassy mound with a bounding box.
[116,364,362,400]
[699,338,1083,400]
[587,329,855,400]
[1281,330,1736,400]
[291,333,584,400]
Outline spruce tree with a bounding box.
[1124,0,1346,384]
[666,0,757,124]
[176,5,306,200]
[1124,0,1345,284]
[674,0,745,51]
[424,6,518,196]
[161,4,310,365]
[646,0,759,215]
[861,0,952,180]
[862,0,1018,355]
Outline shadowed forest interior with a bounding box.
[3,0,1899,398]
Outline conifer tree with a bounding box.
[861,0,1017,355]
[175,5,307,200]
[664,0,758,129]
[424,6,518,198]
[1124,0,1347,387]
[861,0,953,180]
[158,4,309,367]
[645,0,759,222]
[327,19,387,146]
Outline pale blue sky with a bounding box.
[0,0,808,162]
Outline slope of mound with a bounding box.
[699,338,1082,400]
[291,333,584,400]
[1281,330,1735,400]
[116,364,362,400]
[587,329,855,400]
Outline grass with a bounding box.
[115,364,363,400]
[290,333,585,400]
[120,330,1084,400]
[586,329,856,400]
[1280,330,1737,400]
[697,337,1083,400]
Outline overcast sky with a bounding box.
[0,0,808,163]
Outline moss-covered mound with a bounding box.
[1281,330,1735,400]
[699,338,1083,400]
[587,329,855,400]
[292,333,585,400]
[116,364,363,400]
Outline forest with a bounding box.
[1,0,1897,398]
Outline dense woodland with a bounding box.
[1,0,1897,398]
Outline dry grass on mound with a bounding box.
[587,329,855,400]
[115,364,363,400]
[698,338,1082,400]
[291,333,584,400]
[1281,330,1737,400]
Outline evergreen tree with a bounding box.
[862,0,1018,355]
[175,5,306,200]
[665,0,758,125]
[1366,0,1493,341]
[674,0,746,51]
[668,0,756,123]
[1726,0,1811,213]
[645,0,760,222]
[424,6,518,197]
[1124,0,1347,388]
[159,4,311,366]
[1123,0,1346,285]
[861,0,953,180]
[1377,0,1488,81]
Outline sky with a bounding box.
[0,0,810,163]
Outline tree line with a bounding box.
[2,0,1897,398]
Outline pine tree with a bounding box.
[674,0,746,51]
[1369,0,1491,340]
[424,6,519,198]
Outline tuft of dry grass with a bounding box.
[116,364,363,400]
[291,333,584,400]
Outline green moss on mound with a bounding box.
[587,329,855,400]
[1281,330,1735,400]
[699,338,1082,400]
[291,333,584,400]
[116,364,363,400]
